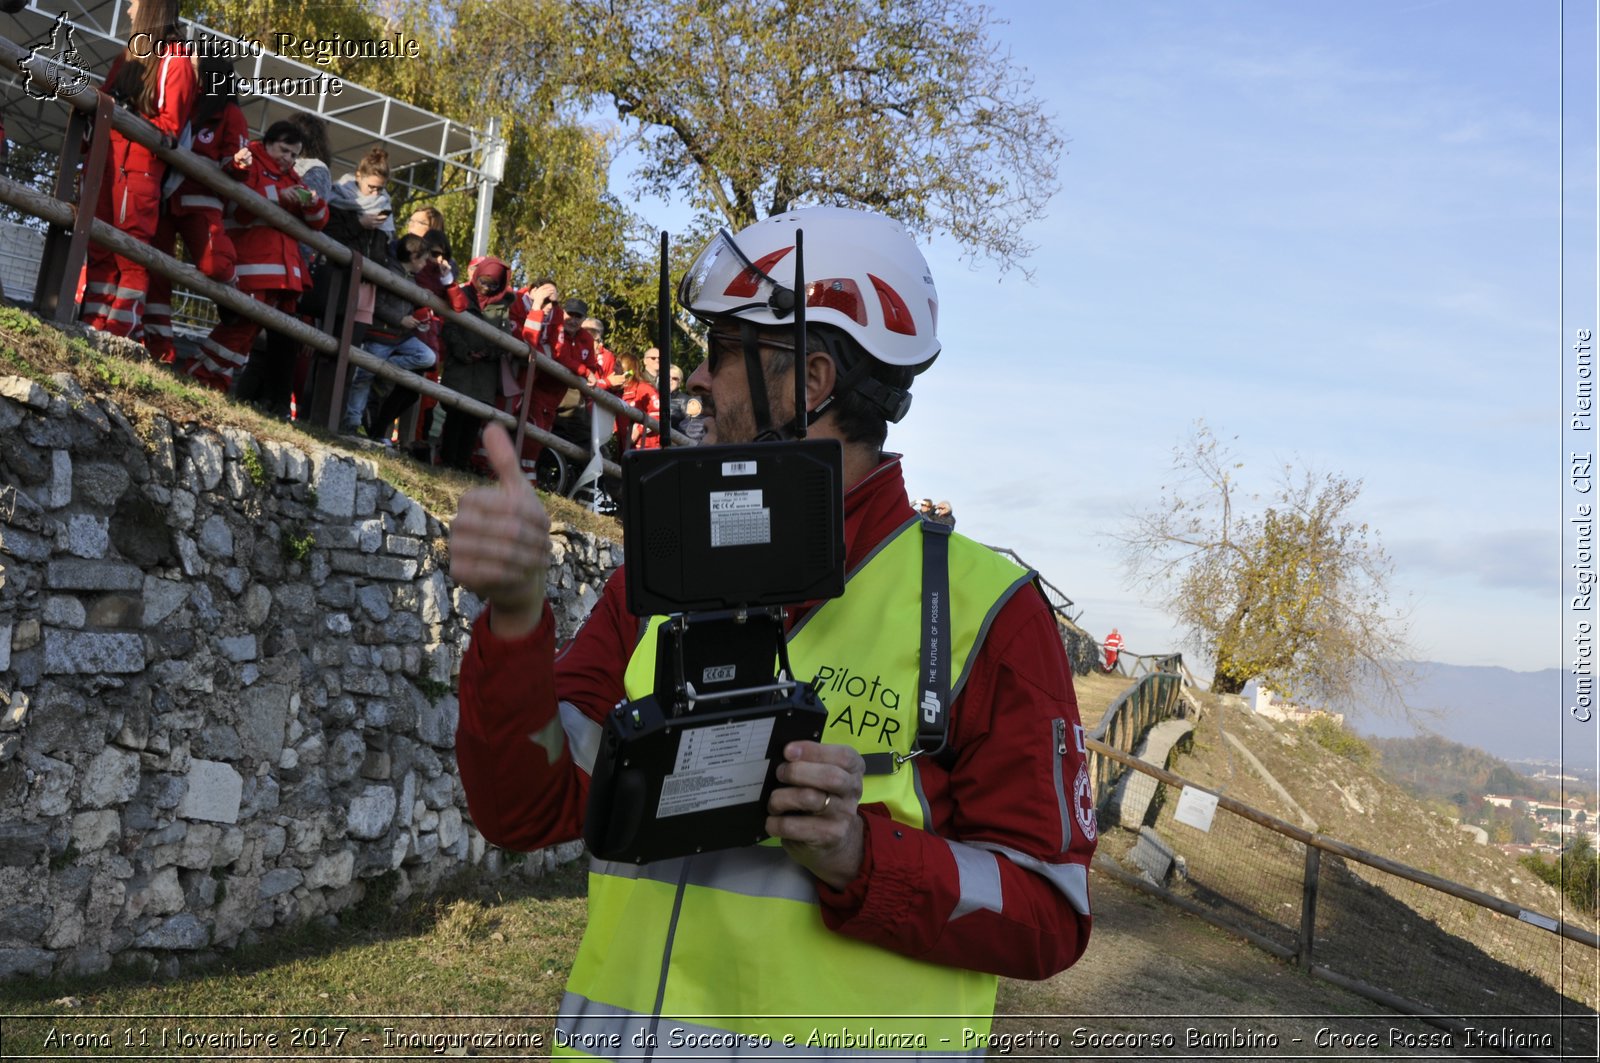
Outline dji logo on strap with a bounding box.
[919,690,940,724]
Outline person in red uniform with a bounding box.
[508,293,603,472]
[188,121,327,392]
[498,279,557,476]
[1103,627,1125,673]
[615,349,662,450]
[448,207,1094,1048]
[144,54,248,364]
[80,0,197,339]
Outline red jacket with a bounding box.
[621,376,662,448]
[222,141,328,293]
[509,289,564,360]
[169,102,249,216]
[539,323,600,401]
[456,455,1095,980]
[102,48,197,175]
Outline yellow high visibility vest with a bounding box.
[555,519,1036,1059]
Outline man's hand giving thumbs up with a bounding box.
[449,424,552,638]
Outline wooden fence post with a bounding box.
[1299,843,1320,967]
[323,250,363,433]
[34,91,112,323]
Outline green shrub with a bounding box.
[1522,841,1600,912]
[282,525,314,562]
[413,677,453,700]
[1520,852,1563,889]
[0,305,41,336]
[1302,714,1374,765]
[240,446,271,488]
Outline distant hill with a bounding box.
[1369,733,1562,807]
[1346,662,1568,766]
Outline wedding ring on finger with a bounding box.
[818,794,832,815]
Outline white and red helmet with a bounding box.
[678,206,940,369]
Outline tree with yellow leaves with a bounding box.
[1121,422,1410,704]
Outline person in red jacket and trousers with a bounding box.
[189,121,327,392]
[506,293,603,472]
[1103,628,1125,673]
[80,0,196,340]
[580,317,615,382]
[144,54,248,364]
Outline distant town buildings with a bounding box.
[1483,793,1597,852]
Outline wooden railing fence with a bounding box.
[1,33,684,475]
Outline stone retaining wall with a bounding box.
[0,373,617,979]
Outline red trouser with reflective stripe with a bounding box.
[191,290,296,393]
[146,208,237,363]
[81,162,161,338]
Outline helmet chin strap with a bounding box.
[741,321,786,442]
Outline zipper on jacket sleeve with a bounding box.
[1052,717,1071,853]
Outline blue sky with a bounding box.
[608,1,1589,678]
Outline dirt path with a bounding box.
[992,868,1518,1060]
[1073,672,1139,730]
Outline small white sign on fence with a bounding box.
[1517,909,1559,932]
[1173,786,1220,832]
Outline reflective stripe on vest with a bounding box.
[560,520,1034,1057]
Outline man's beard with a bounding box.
[705,394,797,445]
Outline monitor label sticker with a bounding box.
[674,717,775,771]
[709,489,771,546]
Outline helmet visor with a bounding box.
[678,228,793,320]
[677,230,739,318]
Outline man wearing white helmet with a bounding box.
[449,207,1095,1057]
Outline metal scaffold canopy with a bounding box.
[2,0,503,211]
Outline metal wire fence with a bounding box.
[1092,741,1600,1062]
[1153,795,1304,955]
[1312,851,1597,1041]
[170,285,220,332]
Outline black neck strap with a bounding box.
[916,520,954,759]
[861,518,953,776]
